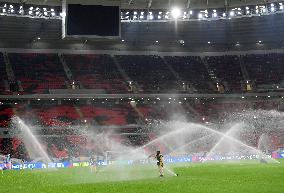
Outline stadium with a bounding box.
[0,0,283,192]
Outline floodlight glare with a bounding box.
[171,7,181,19]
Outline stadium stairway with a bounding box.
[201,56,219,86]
[58,53,74,84]
[3,52,15,82]
[239,55,250,81]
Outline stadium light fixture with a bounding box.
[158,11,162,19]
[271,4,275,12]
[212,10,217,18]
[51,8,55,16]
[2,4,6,13]
[148,11,153,20]
[204,10,208,18]
[165,11,170,19]
[179,40,185,45]
[237,8,242,15]
[171,7,181,19]
[19,5,23,14]
[182,11,187,19]
[140,14,144,19]
[280,3,284,10]
[255,6,259,14]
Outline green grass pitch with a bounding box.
[0,160,284,193]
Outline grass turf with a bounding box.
[0,160,284,193]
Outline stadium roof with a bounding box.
[4,0,284,9]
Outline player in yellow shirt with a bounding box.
[149,150,164,177]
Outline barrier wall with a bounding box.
[1,152,283,170]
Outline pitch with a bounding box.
[0,160,283,193]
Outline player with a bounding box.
[149,150,164,177]
[89,155,97,173]
[21,159,25,170]
[4,154,11,170]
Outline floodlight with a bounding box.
[212,10,217,18]
[271,4,275,12]
[19,6,23,14]
[183,11,187,19]
[280,3,283,10]
[171,7,181,19]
